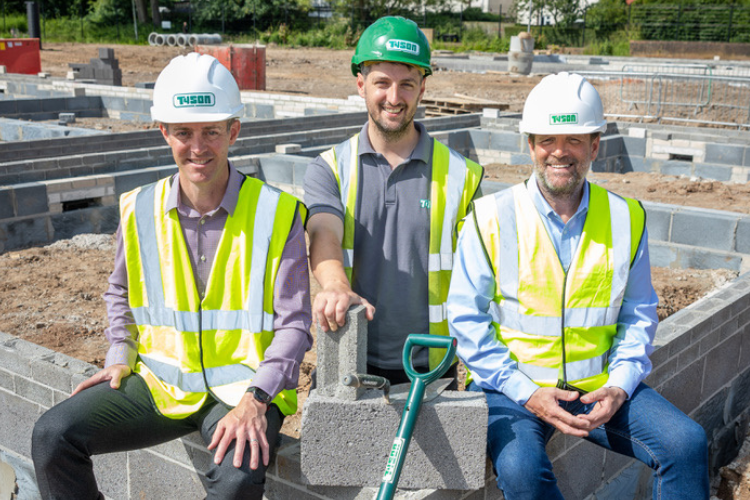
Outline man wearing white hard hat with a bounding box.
[31,53,312,499]
[447,73,709,499]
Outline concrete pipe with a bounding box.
[189,33,222,46]
[155,34,166,46]
[166,34,178,47]
[148,32,159,46]
[176,34,188,47]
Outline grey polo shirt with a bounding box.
[304,121,436,370]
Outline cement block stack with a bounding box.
[300,306,489,492]
[68,48,123,86]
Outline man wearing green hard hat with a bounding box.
[304,16,483,385]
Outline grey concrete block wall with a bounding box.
[3,271,750,499]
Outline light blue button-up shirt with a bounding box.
[447,174,659,406]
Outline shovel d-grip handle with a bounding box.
[376,334,458,500]
[402,333,457,385]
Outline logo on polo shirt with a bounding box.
[173,92,215,108]
[420,199,431,209]
[386,39,420,56]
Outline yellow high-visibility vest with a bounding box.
[321,134,483,369]
[120,175,305,418]
[473,182,645,392]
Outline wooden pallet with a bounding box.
[421,94,509,117]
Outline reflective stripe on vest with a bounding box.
[321,134,482,369]
[121,176,302,418]
[474,182,645,391]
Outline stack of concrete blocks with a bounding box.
[68,48,123,87]
[300,305,489,495]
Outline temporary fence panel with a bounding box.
[581,71,750,130]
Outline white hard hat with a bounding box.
[519,72,607,135]
[151,52,244,123]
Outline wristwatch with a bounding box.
[246,386,273,405]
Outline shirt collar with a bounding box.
[165,161,243,217]
[527,172,590,222]
[357,120,431,164]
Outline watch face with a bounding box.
[251,387,272,404]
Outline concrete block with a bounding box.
[692,386,728,438]
[50,209,96,240]
[554,440,605,500]
[628,127,647,139]
[0,369,13,391]
[300,390,488,490]
[483,108,499,119]
[128,449,207,499]
[14,376,54,407]
[622,136,646,158]
[736,218,750,255]
[0,189,14,219]
[276,144,301,154]
[659,357,705,415]
[489,132,522,153]
[671,209,738,252]
[1,217,50,253]
[622,155,647,173]
[268,480,324,500]
[509,153,531,165]
[651,131,672,141]
[29,354,78,393]
[644,355,678,389]
[705,143,744,166]
[114,171,160,196]
[643,203,672,242]
[695,163,732,182]
[92,452,128,500]
[448,131,468,152]
[467,130,489,151]
[58,112,75,125]
[660,160,693,177]
[0,391,42,457]
[702,334,742,398]
[728,366,750,422]
[315,305,368,400]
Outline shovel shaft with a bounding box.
[376,334,457,500]
[376,379,426,500]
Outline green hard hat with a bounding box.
[351,16,432,77]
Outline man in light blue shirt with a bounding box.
[447,73,709,499]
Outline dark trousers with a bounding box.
[31,374,283,500]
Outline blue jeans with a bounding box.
[468,382,709,500]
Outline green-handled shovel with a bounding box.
[376,333,457,500]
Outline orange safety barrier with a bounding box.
[194,44,265,91]
[0,38,42,75]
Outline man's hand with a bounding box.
[313,280,375,332]
[579,386,627,430]
[71,364,132,396]
[523,387,591,437]
[208,393,269,470]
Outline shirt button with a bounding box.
[200,255,206,262]
[200,219,205,225]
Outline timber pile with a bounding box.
[421,93,509,117]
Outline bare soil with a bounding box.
[0,44,741,447]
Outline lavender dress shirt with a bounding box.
[103,164,312,400]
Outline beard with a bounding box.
[533,161,587,198]
[368,102,417,143]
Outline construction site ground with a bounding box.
[1,43,749,497]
